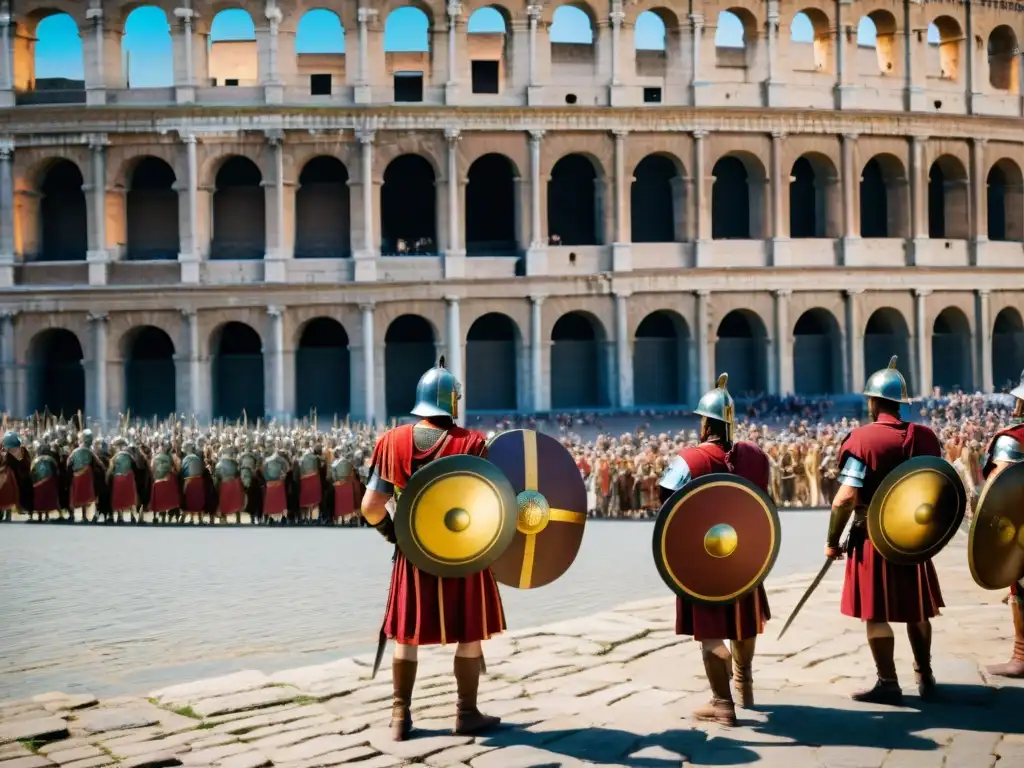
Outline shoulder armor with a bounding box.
[992,435,1024,465]
[112,451,135,476]
[838,456,868,488]
[658,455,692,493]
[182,454,203,478]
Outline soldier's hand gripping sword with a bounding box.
[778,535,847,639]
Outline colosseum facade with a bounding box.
[0,0,1022,424]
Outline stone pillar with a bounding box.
[84,6,107,105]
[833,0,852,108]
[355,6,376,103]
[268,305,285,418]
[969,137,987,264]
[89,312,109,426]
[179,132,200,283]
[770,131,786,262]
[610,1,624,87]
[689,14,705,104]
[264,131,292,282]
[0,310,15,414]
[773,289,792,395]
[526,130,547,276]
[614,291,632,409]
[361,302,375,423]
[915,288,931,397]
[173,5,196,103]
[0,137,13,287]
[530,295,544,412]
[612,129,630,272]
[692,130,709,266]
[183,309,201,418]
[0,8,14,108]
[444,128,464,278]
[87,135,109,285]
[695,289,710,393]
[764,2,781,105]
[354,129,377,282]
[909,135,928,262]
[840,133,857,262]
[445,296,463,422]
[445,1,461,103]
[845,289,864,393]
[527,4,541,100]
[976,289,993,393]
[261,0,283,103]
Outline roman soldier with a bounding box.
[263,448,290,523]
[68,430,106,523]
[107,437,141,523]
[361,357,503,742]
[330,447,361,526]
[297,443,324,522]
[657,374,771,727]
[214,446,245,523]
[149,439,181,523]
[826,356,943,705]
[180,440,212,524]
[0,431,29,521]
[31,442,62,521]
[982,367,1024,677]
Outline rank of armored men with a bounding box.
[969,461,1024,590]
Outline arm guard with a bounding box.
[827,499,855,549]
[372,514,397,545]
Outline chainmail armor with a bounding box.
[413,424,446,452]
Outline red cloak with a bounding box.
[838,413,945,623]
[373,423,507,646]
[263,479,288,515]
[70,466,98,509]
[217,477,245,516]
[0,463,18,510]
[674,440,772,641]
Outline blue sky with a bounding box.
[31,5,933,88]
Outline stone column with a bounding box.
[969,137,987,264]
[264,131,291,281]
[840,133,857,262]
[87,135,109,285]
[909,135,928,262]
[976,289,993,393]
[764,2,781,105]
[695,289,710,393]
[610,1,624,86]
[0,137,13,287]
[444,128,464,278]
[445,1,461,102]
[268,305,285,418]
[530,295,544,412]
[173,5,196,103]
[915,288,931,396]
[773,289,792,395]
[612,129,630,272]
[361,303,375,423]
[354,129,377,281]
[845,289,864,393]
[179,132,200,283]
[262,0,283,103]
[692,130,708,266]
[0,8,13,107]
[355,6,376,103]
[0,310,15,414]
[183,309,201,419]
[85,6,106,105]
[614,291,632,409]
[527,4,541,94]
[526,130,547,275]
[833,0,852,108]
[445,296,463,422]
[770,131,786,263]
[689,14,704,104]
[89,312,109,426]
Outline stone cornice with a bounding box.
[2,107,1024,144]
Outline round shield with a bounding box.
[395,454,518,579]
[867,455,967,566]
[486,430,588,590]
[653,473,781,605]
[968,461,1024,590]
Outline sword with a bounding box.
[778,535,848,639]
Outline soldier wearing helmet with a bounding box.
[826,356,944,706]
[656,374,772,727]
[981,367,1024,678]
[360,357,503,742]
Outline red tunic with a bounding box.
[149,474,181,514]
[299,470,322,509]
[674,440,772,641]
[263,479,288,515]
[70,466,98,508]
[217,477,245,516]
[0,463,18,510]
[111,473,138,511]
[373,423,507,646]
[182,475,208,514]
[33,474,60,513]
[333,472,360,522]
[838,413,945,623]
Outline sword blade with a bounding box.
[777,557,835,639]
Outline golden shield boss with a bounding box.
[486,430,588,589]
[867,455,967,566]
[653,473,781,606]
[394,454,518,579]
[969,461,1024,590]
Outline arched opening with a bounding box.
[466,313,518,411]
[465,154,517,256]
[928,156,969,240]
[790,9,832,72]
[296,9,346,60]
[127,157,179,261]
[296,318,350,418]
[715,10,755,68]
[634,9,674,79]
[21,12,85,99]
[714,310,768,395]
[381,154,436,255]
[548,154,600,246]
[859,155,906,238]
[550,3,595,84]
[124,326,176,418]
[212,156,265,259]
[987,160,1024,242]
[209,10,257,86]
[712,155,764,239]
[384,6,430,51]
[123,6,173,88]
[932,308,973,392]
[467,7,510,94]
[857,12,897,74]
[793,309,841,395]
[988,26,1020,93]
[28,329,85,417]
[385,315,436,418]
[295,156,351,258]
[863,308,913,394]
[633,311,689,406]
[631,154,679,243]
[789,155,834,238]
[551,312,605,409]
[384,5,430,99]
[993,308,1024,391]
[212,322,264,421]
[38,159,88,262]
[928,17,962,81]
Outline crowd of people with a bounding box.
[0,391,1015,525]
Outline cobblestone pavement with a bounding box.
[2,535,1021,768]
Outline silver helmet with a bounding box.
[863,356,911,404]
[693,373,735,441]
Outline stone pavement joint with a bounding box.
[2,537,1022,766]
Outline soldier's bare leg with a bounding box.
[988,592,1024,678]
[390,643,418,741]
[852,621,902,705]
[693,639,736,726]
[730,638,757,708]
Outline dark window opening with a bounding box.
[310,73,332,96]
[225,78,239,87]
[394,72,424,103]
[565,93,578,105]
[471,60,499,94]
[643,87,662,103]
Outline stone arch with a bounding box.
[929,16,963,81]
[712,152,766,240]
[790,8,832,72]
[550,4,595,45]
[633,310,690,406]
[716,8,757,62]
[295,317,350,418]
[296,8,346,56]
[792,309,842,395]
[714,310,768,396]
[857,11,898,74]
[863,308,913,394]
[634,7,673,56]
[385,314,437,417]
[550,311,608,409]
[932,307,973,392]
[38,158,87,262]
[126,156,179,261]
[928,155,969,240]
[466,312,520,412]
[859,154,906,238]
[988,26,1020,93]
[466,154,518,255]
[631,154,680,243]
[28,328,85,417]
[211,322,264,421]
[993,308,1024,390]
[212,156,265,259]
[122,325,176,418]
[548,153,602,246]
[987,159,1024,242]
[467,6,511,93]
[18,10,84,95]
[381,154,437,255]
[789,153,838,239]
[384,4,432,52]
[123,6,174,88]
[209,8,258,85]
[295,156,351,258]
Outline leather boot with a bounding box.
[453,656,501,735]
[390,659,417,741]
[693,648,737,726]
[852,636,903,705]
[731,638,756,708]
[987,596,1024,678]
[906,622,936,700]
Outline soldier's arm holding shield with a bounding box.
[826,453,866,559]
[361,466,397,544]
